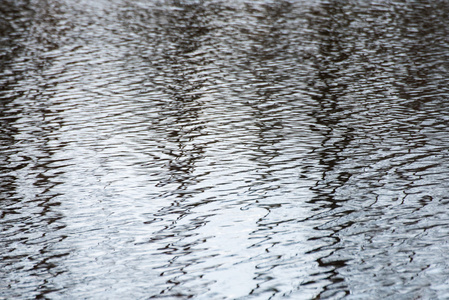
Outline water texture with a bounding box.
[1,0,449,299]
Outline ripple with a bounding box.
[2,0,449,299]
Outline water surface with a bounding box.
[2,0,449,299]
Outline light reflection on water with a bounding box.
[2,0,449,299]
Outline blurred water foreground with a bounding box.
[2,0,449,299]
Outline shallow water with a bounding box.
[2,0,449,299]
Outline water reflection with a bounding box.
[2,0,449,299]
[0,1,70,298]
[303,1,449,298]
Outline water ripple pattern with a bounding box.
[1,0,449,299]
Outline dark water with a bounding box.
[2,0,449,298]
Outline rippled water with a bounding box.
[2,0,449,299]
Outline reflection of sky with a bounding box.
[2,0,449,299]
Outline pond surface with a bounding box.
[2,0,449,299]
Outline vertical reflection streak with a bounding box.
[303,1,449,298]
[0,1,71,298]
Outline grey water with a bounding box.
[2,0,449,299]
